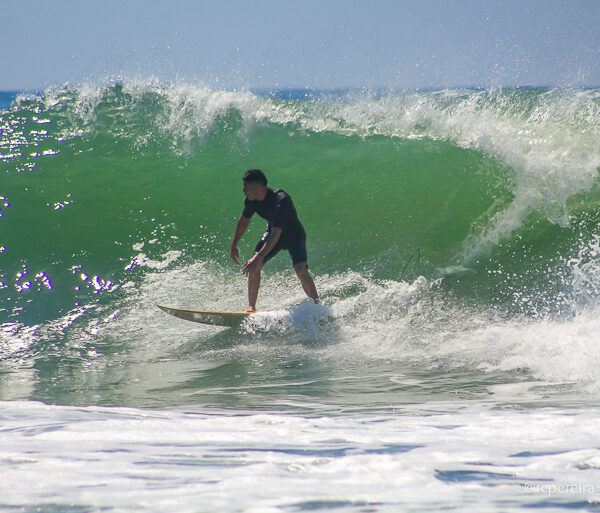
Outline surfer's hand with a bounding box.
[230,245,240,265]
[242,255,262,278]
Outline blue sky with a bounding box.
[3,0,600,90]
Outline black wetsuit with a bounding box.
[242,188,308,266]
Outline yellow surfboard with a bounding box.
[157,305,252,327]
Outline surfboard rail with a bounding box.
[157,305,252,327]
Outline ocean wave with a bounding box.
[2,81,600,329]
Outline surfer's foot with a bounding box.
[313,298,319,305]
[246,306,256,313]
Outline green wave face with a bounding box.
[2,84,600,325]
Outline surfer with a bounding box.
[230,169,319,312]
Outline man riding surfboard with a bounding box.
[230,169,319,312]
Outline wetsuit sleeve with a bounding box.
[272,195,291,230]
[242,200,255,219]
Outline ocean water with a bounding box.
[1,82,600,512]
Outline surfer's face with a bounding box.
[243,181,261,200]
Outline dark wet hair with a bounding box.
[243,169,268,186]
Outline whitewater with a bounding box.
[1,82,600,512]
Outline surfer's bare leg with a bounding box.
[247,269,260,312]
[294,262,319,303]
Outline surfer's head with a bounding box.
[243,169,268,200]
[243,169,268,186]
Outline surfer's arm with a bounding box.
[230,215,251,265]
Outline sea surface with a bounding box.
[1,83,600,512]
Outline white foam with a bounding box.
[126,250,182,270]
[1,400,600,512]
[51,256,600,396]
[244,300,335,341]
[568,234,600,314]
[5,246,600,402]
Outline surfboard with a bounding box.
[157,305,252,327]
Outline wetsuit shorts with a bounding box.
[254,229,308,267]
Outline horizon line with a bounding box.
[2,83,600,96]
